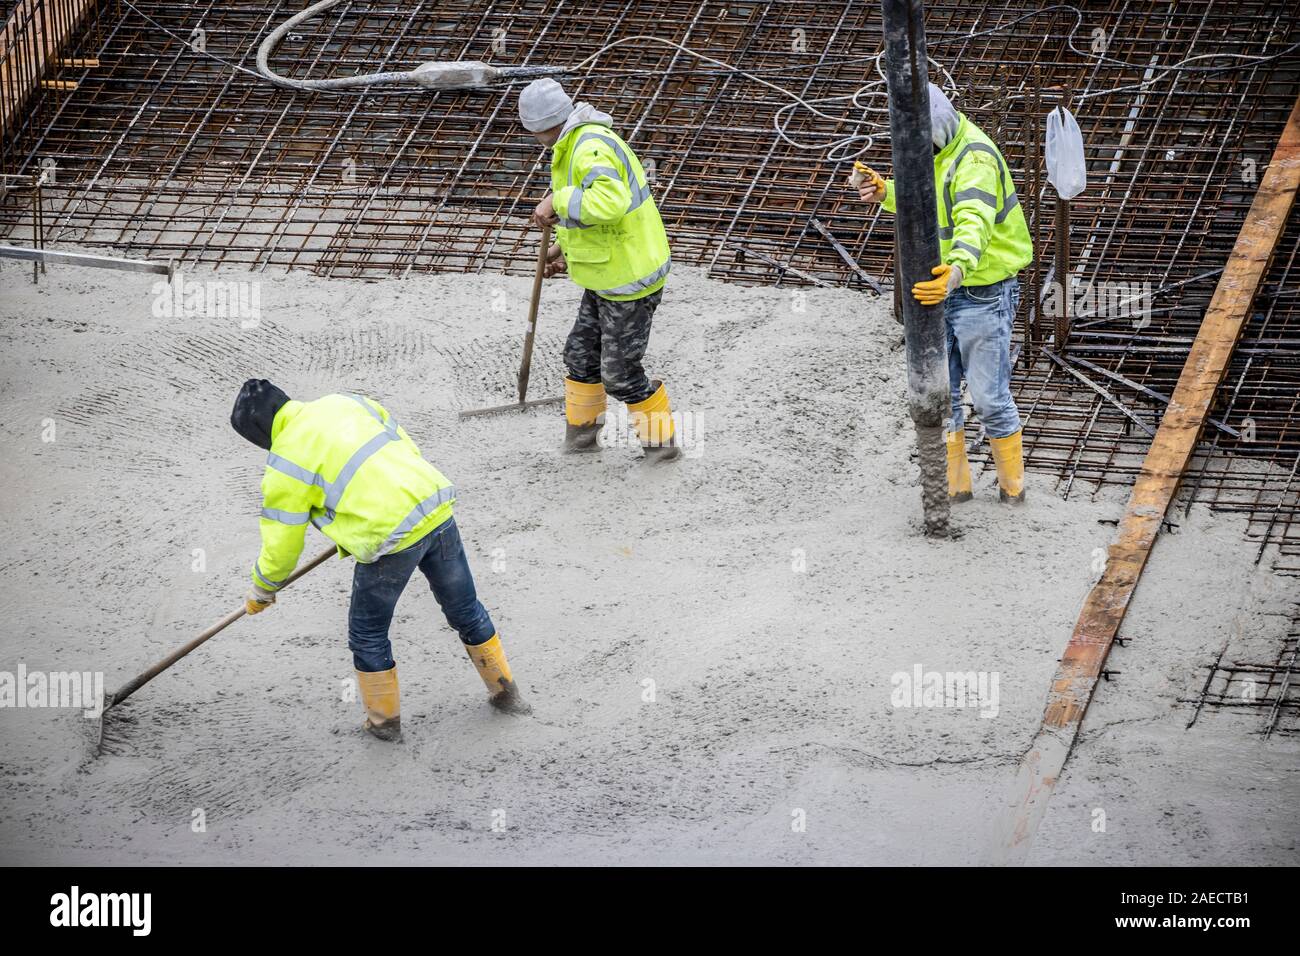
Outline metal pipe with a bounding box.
[1054,195,1071,347]
[880,0,950,537]
[0,243,173,276]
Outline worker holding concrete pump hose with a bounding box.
[230,379,530,743]
[857,83,1034,504]
[517,78,680,462]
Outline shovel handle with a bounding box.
[517,223,551,403]
[107,545,336,708]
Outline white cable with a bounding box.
[571,35,959,161]
[569,7,1296,157]
[120,0,1300,161]
[256,0,416,89]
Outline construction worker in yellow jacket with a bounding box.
[230,379,529,742]
[859,83,1034,503]
[517,78,680,462]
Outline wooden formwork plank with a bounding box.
[0,0,95,140]
[1046,94,1300,727]
[993,93,1300,863]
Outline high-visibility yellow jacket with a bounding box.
[883,113,1033,286]
[251,394,455,591]
[550,122,672,301]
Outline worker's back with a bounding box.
[261,394,454,568]
[549,116,672,301]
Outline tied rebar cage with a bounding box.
[0,1,1298,698]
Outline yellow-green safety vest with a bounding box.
[550,123,672,301]
[884,113,1033,286]
[252,394,455,590]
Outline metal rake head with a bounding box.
[91,692,136,758]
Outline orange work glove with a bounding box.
[853,163,887,203]
[245,585,276,615]
[912,263,963,306]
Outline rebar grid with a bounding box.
[0,0,1298,583]
[1184,614,1300,737]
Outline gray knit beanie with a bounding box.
[518,78,574,132]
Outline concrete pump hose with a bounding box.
[256,0,445,90]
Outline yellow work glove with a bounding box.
[245,585,276,615]
[912,263,963,306]
[852,162,887,203]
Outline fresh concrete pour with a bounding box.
[0,260,1295,865]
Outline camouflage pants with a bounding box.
[563,288,663,404]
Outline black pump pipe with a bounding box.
[881,0,951,537]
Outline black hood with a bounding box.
[231,379,290,450]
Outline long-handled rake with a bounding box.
[93,545,336,756]
[459,224,564,418]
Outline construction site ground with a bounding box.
[0,261,1294,865]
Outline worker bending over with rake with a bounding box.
[518,78,680,462]
[859,83,1033,503]
[231,379,530,742]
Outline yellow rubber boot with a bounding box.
[989,429,1027,504]
[946,430,973,502]
[355,666,401,742]
[564,378,606,453]
[627,380,680,463]
[465,634,531,715]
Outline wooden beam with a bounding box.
[992,93,1300,864]
[0,0,96,140]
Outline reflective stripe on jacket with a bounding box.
[883,113,1033,286]
[252,394,454,590]
[550,123,672,301]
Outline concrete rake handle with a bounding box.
[106,546,336,709]
[516,223,551,403]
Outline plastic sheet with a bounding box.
[1045,106,1087,200]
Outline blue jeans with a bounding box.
[348,518,496,672]
[945,276,1022,439]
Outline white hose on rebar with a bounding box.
[256,0,417,89]
[134,0,1298,164]
[245,1,944,159]
[255,0,560,91]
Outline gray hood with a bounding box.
[928,83,960,149]
[558,102,614,138]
